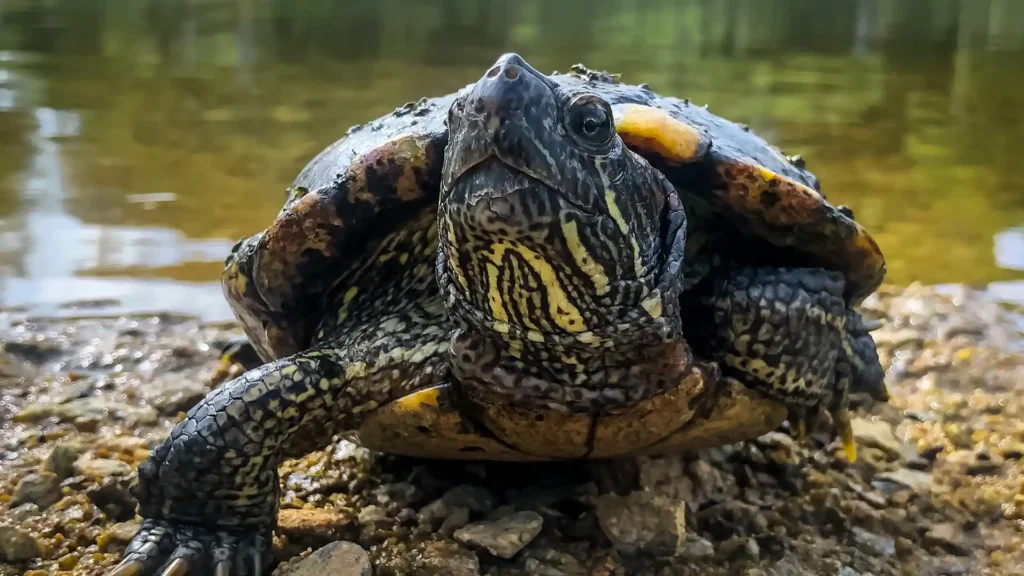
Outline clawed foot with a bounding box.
[787,406,858,463]
[107,519,270,576]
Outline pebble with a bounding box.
[717,536,760,562]
[419,484,496,528]
[43,442,85,480]
[0,525,44,562]
[357,505,390,529]
[595,490,687,556]
[277,509,353,541]
[924,523,970,556]
[11,471,62,509]
[419,541,481,576]
[454,510,543,559]
[74,455,132,478]
[851,527,896,556]
[277,541,371,576]
[872,469,933,493]
[851,418,905,458]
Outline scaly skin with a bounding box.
[111,212,450,575]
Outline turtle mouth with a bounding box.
[449,155,594,216]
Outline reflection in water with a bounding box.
[0,0,1022,320]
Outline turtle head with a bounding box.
[439,53,687,349]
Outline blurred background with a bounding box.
[0,0,1022,321]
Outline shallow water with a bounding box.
[0,0,1022,321]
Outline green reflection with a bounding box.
[0,0,1021,289]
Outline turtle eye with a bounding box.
[567,96,613,147]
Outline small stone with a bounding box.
[277,541,371,576]
[11,471,62,509]
[419,541,481,576]
[851,527,895,556]
[419,485,496,528]
[106,521,141,544]
[8,503,41,521]
[839,568,860,576]
[680,535,714,559]
[851,418,904,457]
[0,525,44,562]
[88,479,138,521]
[74,456,132,479]
[277,509,353,541]
[439,506,472,536]
[872,469,932,493]
[717,536,760,561]
[357,505,390,529]
[454,511,543,559]
[43,442,86,480]
[924,523,970,556]
[595,490,687,556]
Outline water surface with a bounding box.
[1,0,1023,320]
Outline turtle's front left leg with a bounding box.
[108,326,449,576]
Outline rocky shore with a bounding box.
[2,283,1022,575]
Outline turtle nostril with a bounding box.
[503,66,520,81]
[486,66,501,79]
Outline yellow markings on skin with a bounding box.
[345,362,368,379]
[486,240,587,333]
[446,220,470,292]
[486,262,510,323]
[603,187,643,278]
[396,386,440,411]
[640,294,663,318]
[561,219,610,295]
[576,331,598,345]
[526,330,545,343]
[613,103,706,163]
[343,286,359,304]
[493,320,510,334]
[560,354,579,365]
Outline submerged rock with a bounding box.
[0,525,44,562]
[11,471,62,509]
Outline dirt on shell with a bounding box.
[1,283,1023,575]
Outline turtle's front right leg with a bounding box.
[108,332,449,576]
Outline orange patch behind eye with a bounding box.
[613,103,709,164]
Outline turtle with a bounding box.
[106,54,887,576]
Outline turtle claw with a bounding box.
[107,519,270,576]
[107,561,144,576]
[832,407,858,463]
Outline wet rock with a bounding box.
[717,536,760,562]
[87,479,138,521]
[851,527,895,556]
[277,541,371,576]
[454,510,543,559]
[357,504,390,529]
[924,523,970,556]
[74,455,132,479]
[419,541,481,576]
[0,525,44,562]
[439,506,472,536]
[106,521,141,544]
[595,490,687,556]
[680,534,715,559]
[696,500,768,539]
[418,485,496,528]
[11,471,62,509]
[144,377,209,415]
[7,502,40,521]
[277,509,353,542]
[872,469,932,493]
[43,442,86,480]
[851,418,904,457]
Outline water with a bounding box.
[1,0,1023,321]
